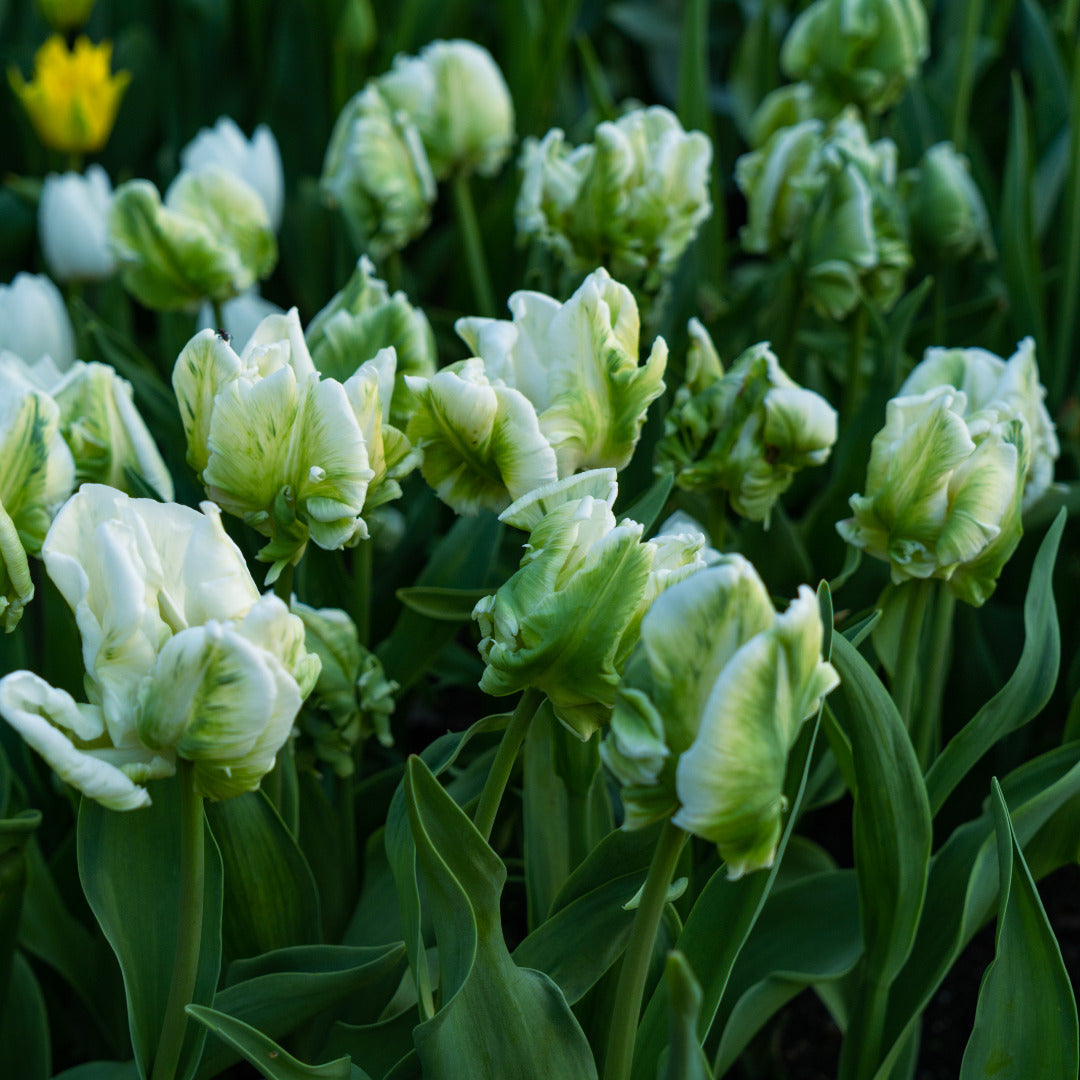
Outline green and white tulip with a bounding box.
[376,39,514,180]
[473,472,704,739]
[516,106,712,294]
[0,485,320,808]
[108,166,277,312]
[306,256,437,426]
[837,385,1029,605]
[602,556,838,878]
[173,309,416,578]
[899,338,1057,511]
[456,267,667,477]
[656,326,837,524]
[321,85,436,258]
[780,0,929,115]
[0,359,76,629]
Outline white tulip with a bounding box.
[38,165,117,282]
[0,272,76,370]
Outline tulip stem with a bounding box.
[151,762,205,1080]
[451,172,497,318]
[474,688,543,842]
[352,539,372,647]
[912,583,955,767]
[842,305,868,425]
[603,820,688,1080]
[273,563,294,604]
[891,579,931,732]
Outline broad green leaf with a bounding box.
[394,587,494,622]
[712,870,861,1075]
[926,510,1064,815]
[377,512,504,691]
[522,699,613,929]
[659,951,712,1080]
[829,632,931,1079]
[52,1064,139,1080]
[197,944,406,1080]
[325,1008,419,1080]
[874,741,1080,1078]
[1000,74,1048,346]
[0,810,39,1016]
[0,952,49,1080]
[385,714,508,1022]
[1018,0,1069,145]
[187,1005,368,1080]
[206,790,322,960]
[959,779,1079,1079]
[78,780,224,1080]
[404,756,598,1079]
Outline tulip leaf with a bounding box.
[959,779,1079,1079]
[659,951,712,1080]
[522,699,613,929]
[711,869,862,1075]
[378,512,503,690]
[394,586,493,622]
[0,809,39,1016]
[196,943,406,1079]
[872,741,1080,1078]
[0,952,49,1080]
[404,756,598,1079]
[52,1064,140,1080]
[926,509,1063,815]
[325,1007,419,1080]
[187,1005,368,1079]
[829,632,931,1078]
[206,789,322,960]
[631,709,825,1080]
[78,780,224,1080]
[617,472,675,534]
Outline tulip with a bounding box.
[321,85,436,258]
[0,487,319,807]
[656,325,837,523]
[0,273,76,370]
[197,289,285,352]
[780,0,929,115]
[602,557,838,877]
[305,256,437,426]
[377,39,515,179]
[38,166,117,283]
[8,35,129,155]
[108,166,277,312]
[837,386,1029,605]
[516,106,712,294]
[473,472,704,739]
[899,338,1057,511]
[181,116,286,232]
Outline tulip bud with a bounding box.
[108,167,277,312]
[38,166,117,283]
[602,557,838,877]
[780,0,930,115]
[181,116,286,232]
[305,256,437,426]
[456,267,667,477]
[0,273,76,370]
[747,82,836,149]
[321,85,436,258]
[35,0,96,31]
[516,106,712,294]
[377,39,515,179]
[0,486,321,808]
[837,386,1029,605]
[903,142,994,262]
[656,329,837,524]
[292,602,397,777]
[900,338,1057,511]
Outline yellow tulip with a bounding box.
[9,36,130,155]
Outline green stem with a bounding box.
[1054,38,1080,403]
[603,820,688,1080]
[210,299,226,331]
[891,580,931,730]
[913,584,955,768]
[352,539,372,648]
[932,264,947,345]
[451,172,497,318]
[474,689,543,842]
[150,762,205,1080]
